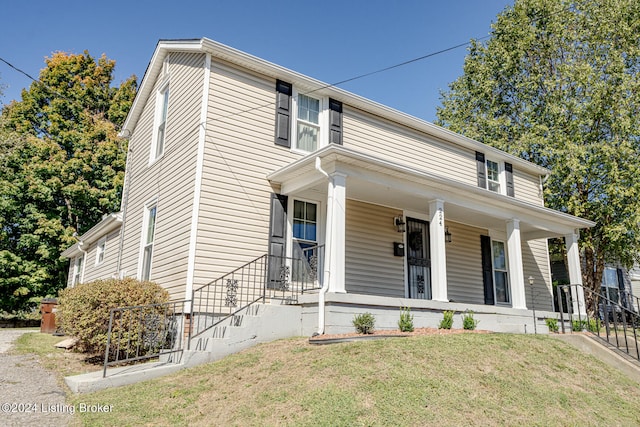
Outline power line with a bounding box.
[0,57,39,83]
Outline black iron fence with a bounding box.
[189,245,323,343]
[556,284,640,362]
[103,300,189,377]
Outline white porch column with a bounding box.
[326,172,347,293]
[565,231,587,315]
[506,219,527,309]
[429,200,448,302]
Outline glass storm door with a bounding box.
[407,218,431,299]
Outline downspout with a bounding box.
[313,157,332,336]
[539,173,550,198]
[78,240,88,284]
[116,130,133,277]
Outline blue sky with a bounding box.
[0,0,513,122]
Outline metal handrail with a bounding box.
[188,245,323,346]
[103,299,190,377]
[556,284,640,362]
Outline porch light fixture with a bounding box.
[445,226,452,243]
[394,216,406,233]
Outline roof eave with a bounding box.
[120,38,548,177]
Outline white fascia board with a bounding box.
[120,39,205,137]
[61,242,80,258]
[61,213,123,258]
[268,145,594,232]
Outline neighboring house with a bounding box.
[62,38,594,334]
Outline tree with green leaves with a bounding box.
[0,52,136,313]
[437,0,640,312]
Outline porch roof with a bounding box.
[267,145,595,240]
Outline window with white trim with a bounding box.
[151,84,169,162]
[293,200,317,251]
[95,237,106,266]
[141,204,157,281]
[73,256,83,286]
[296,94,321,152]
[492,240,510,304]
[475,152,514,197]
[486,159,501,193]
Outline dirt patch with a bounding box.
[309,327,491,342]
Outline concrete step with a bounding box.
[65,361,185,394]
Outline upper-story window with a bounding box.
[95,237,106,266]
[475,151,514,197]
[486,159,501,193]
[274,80,342,151]
[151,84,170,163]
[296,94,321,152]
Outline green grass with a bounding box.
[12,332,103,377]
[60,333,640,426]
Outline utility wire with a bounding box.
[0,57,39,83]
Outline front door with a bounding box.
[406,218,431,299]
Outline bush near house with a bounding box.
[353,312,375,334]
[439,310,455,329]
[398,307,414,332]
[462,311,479,330]
[57,278,169,354]
[545,318,559,333]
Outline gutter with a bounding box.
[313,157,332,336]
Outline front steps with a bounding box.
[65,302,303,393]
[183,303,302,366]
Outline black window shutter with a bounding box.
[274,80,292,147]
[328,98,343,145]
[268,193,288,288]
[505,162,515,197]
[476,152,486,189]
[480,235,495,305]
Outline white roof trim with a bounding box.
[268,145,595,233]
[121,38,549,177]
[61,212,123,258]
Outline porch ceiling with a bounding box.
[267,145,595,240]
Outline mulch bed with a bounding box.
[308,327,491,344]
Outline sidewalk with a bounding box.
[0,328,73,427]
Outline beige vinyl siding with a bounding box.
[344,200,405,297]
[82,228,121,283]
[445,222,485,304]
[193,61,303,286]
[65,257,78,288]
[343,108,477,188]
[522,238,554,311]
[343,107,544,206]
[119,52,205,300]
[513,170,544,206]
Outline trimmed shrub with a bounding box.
[398,307,414,332]
[57,278,169,354]
[462,310,479,330]
[353,312,375,334]
[572,318,599,333]
[545,318,559,333]
[439,310,454,329]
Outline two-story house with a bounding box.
[63,38,594,336]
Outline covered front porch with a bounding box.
[267,145,594,334]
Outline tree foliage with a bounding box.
[0,52,137,312]
[437,0,640,308]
